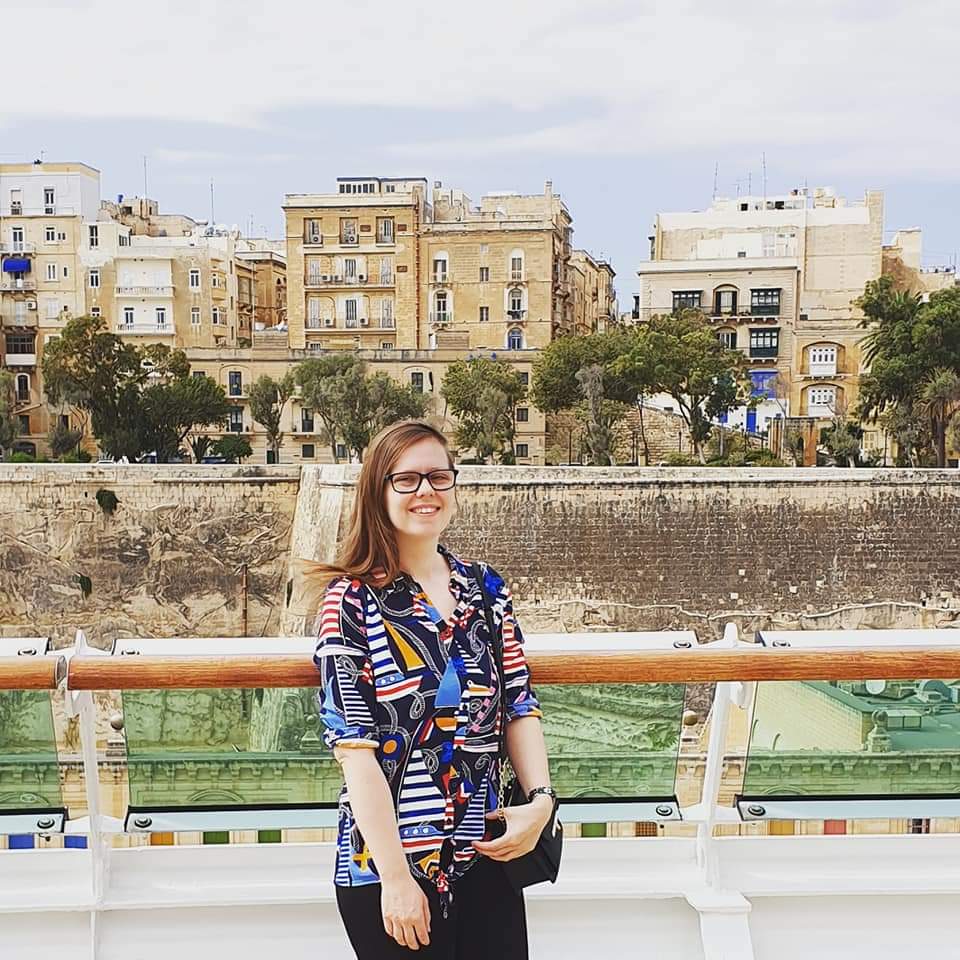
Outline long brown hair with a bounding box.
[292,419,454,615]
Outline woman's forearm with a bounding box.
[334,746,409,883]
[504,715,552,795]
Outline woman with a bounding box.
[308,419,555,958]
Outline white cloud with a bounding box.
[5,0,960,177]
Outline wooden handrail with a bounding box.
[0,656,66,690]
[64,646,960,690]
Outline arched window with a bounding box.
[15,373,30,402]
[712,285,738,316]
[507,328,524,350]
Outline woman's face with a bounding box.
[383,437,457,541]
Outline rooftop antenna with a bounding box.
[762,152,767,203]
[712,162,719,200]
[143,155,149,198]
[210,178,215,225]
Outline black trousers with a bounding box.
[335,856,528,959]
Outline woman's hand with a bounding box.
[380,873,431,950]
[473,796,554,862]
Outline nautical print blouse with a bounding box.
[313,545,542,901]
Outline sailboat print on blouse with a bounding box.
[398,747,447,853]
[365,594,423,701]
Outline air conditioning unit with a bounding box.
[324,317,335,327]
[321,274,331,282]
[44,205,55,215]
[358,273,367,282]
[359,317,369,326]
[309,234,321,244]
[333,275,343,282]
[26,300,37,311]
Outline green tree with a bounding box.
[915,368,960,468]
[614,311,750,463]
[189,434,213,463]
[855,280,960,466]
[42,316,226,462]
[441,357,526,463]
[248,372,296,463]
[0,371,19,459]
[47,421,83,460]
[211,434,253,463]
[333,365,429,462]
[293,354,358,462]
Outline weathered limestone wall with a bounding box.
[0,464,300,649]
[5,464,960,645]
[288,466,960,638]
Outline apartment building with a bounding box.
[0,162,101,455]
[637,187,950,445]
[569,250,617,335]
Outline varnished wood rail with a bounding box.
[0,656,66,690]
[64,646,960,690]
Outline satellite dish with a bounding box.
[864,680,886,695]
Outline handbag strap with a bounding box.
[471,563,510,795]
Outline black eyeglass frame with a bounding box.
[384,468,459,494]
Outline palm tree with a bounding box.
[916,369,960,467]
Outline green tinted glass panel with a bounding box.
[743,679,960,798]
[257,829,282,844]
[202,831,230,844]
[0,690,63,811]
[121,687,342,810]
[537,683,685,800]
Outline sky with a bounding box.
[2,0,959,305]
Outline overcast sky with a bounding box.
[3,0,958,303]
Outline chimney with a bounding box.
[545,179,553,198]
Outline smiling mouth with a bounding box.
[410,506,440,515]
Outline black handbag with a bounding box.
[472,563,563,891]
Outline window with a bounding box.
[479,306,489,322]
[432,254,448,282]
[479,266,490,282]
[433,291,449,322]
[5,333,35,354]
[18,414,30,434]
[340,218,358,244]
[749,328,780,357]
[307,298,321,327]
[304,219,322,243]
[301,408,315,432]
[44,187,55,212]
[15,374,29,402]
[211,273,221,289]
[44,226,56,243]
[809,386,836,410]
[508,290,524,317]
[88,225,99,248]
[89,269,100,289]
[228,408,244,433]
[380,340,394,350]
[189,269,201,289]
[516,407,529,423]
[62,266,69,279]
[510,253,524,281]
[380,300,394,328]
[344,299,358,328]
[212,307,224,325]
[714,289,737,315]
[11,227,24,249]
[155,307,167,327]
[58,414,69,430]
[507,328,523,350]
[191,306,201,325]
[90,306,101,318]
[344,257,357,280]
[379,257,393,285]
[46,300,59,319]
[228,371,243,397]
[516,443,529,458]
[810,346,837,366]
[306,259,322,285]
[301,444,316,459]
[717,330,737,350]
[672,290,702,312]
[193,370,206,379]
[751,288,782,315]
[123,306,135,325]
[118,233,130,247]
[411,371,424,393]
[46,263,57,281]
[376,217,394,243]
[336,443,347,460]
[519,371,529,386]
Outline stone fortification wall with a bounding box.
[4,464,960,645]
[0,464,300,649]
[287,466,960,638]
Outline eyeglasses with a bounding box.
[385,469,459,494]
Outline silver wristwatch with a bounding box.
[527,786,558,804]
